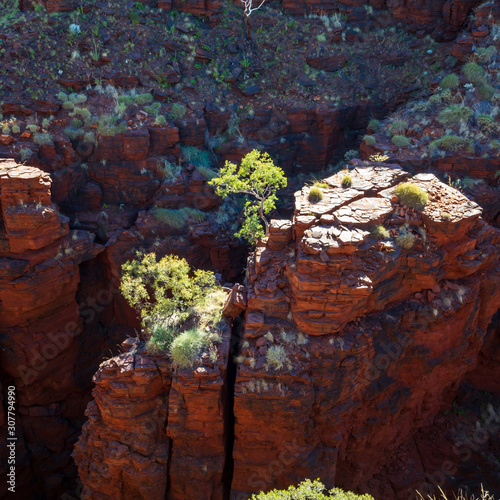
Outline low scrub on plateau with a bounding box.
[394,182,429,210]
[251,479,375,499]
[120,252,225,368]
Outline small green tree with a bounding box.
[120,252,217,332]
[209,149,287,244]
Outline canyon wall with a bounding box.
[75,162,500,499]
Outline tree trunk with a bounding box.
[246,15,250,40]
[259,201,269,237]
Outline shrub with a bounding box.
[440,74,459,89]
[477,115,497,134]
[19,148,33,163]
[196,166,218,180]
[120,252,218,332]
[265,345,290,371]
[33,132,53,145]
[133,93,154,106]
[250,479,375,499]
[181,146,212,168]
[363,135,376,146]
[462,62,485,84]
[147,323,176,353]
[57,91,68,102]
[389,120,408,135]
[313,181,329,188]
[308,186,324,202]
[62,101,75,110]
[27,124,38,133]
[395,231,415,249]
[341,175,352,188]
[395,182,429,209]
[170,102,186,120]
[145,102,161,116]
[1,126,11,135]
[392,135,410,148]
[441,212,451,221]
[478,83,495,100]
[491,139,500,150]
[437,105,472,126]
[63,126,83,140]
[97,114,128,136]
[11,125,20,134]
[170,328,210,368]
[154,115,167,126]
[71,107,91,120]
[153,207,207,228]
[429,135,473,153]
[371,225,390,240]
[475,45,497,63]
[368,118,381,132]
[159,159,182,182]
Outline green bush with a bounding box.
[170,328,210,368]
[478,83,495,100]
[97,114,128,136]
[429,135,473,153]
[154,115,167,126]
[147,323,176,353]
[250,479,375,499]
[33,132,53,145]
[159,159,182,182]
[394,182,429,209]
[341,175,352,188]
[440,74,459,89]
[308,186,324,202]
[462,62,486,84]
[368,118,381,132]
[63,126,83,140]
[389,120,408,135]
[133,93,154,106]
[392,135,410,148]
[313,181,329,188]
[170,102,186,120]
[265,345,290,371]
[395,231,415,249]
[153,207,207,228]
[120,252,219,335]
[181,146,212,168]
[371,225,390,240]
[363,135,376,146]
[437,105,472,126]
[477,115,497,134]
[145,102,161,116]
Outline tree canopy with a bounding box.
[209,149,287,244]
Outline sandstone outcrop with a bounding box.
[74,163,500,499]
[73,325,231,500]
[230,162,500,498]
[0,160,103,498]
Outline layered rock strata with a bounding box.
[0,160,103,498]
[73,326,231,500]
[231,162,500,498]
[75,162,500,499]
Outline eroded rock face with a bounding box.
[73,326,231,500]
[231,162,500,498]
[0,160,104,498]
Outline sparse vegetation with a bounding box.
[392,135,410,148]
[429,135,473,153]
[209,150,287,244]
[363,135,376,146]
[309,186,324,202]
[440,74,459,89]
[251,479,375,499]
[462,62,486,84]
[120,253,224,367]
[153,207,207,228]
[265,345,291,371]
[341,174,352,188]
[395,229,415,249]
[371,225,390,240]
[395,182,429,209]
